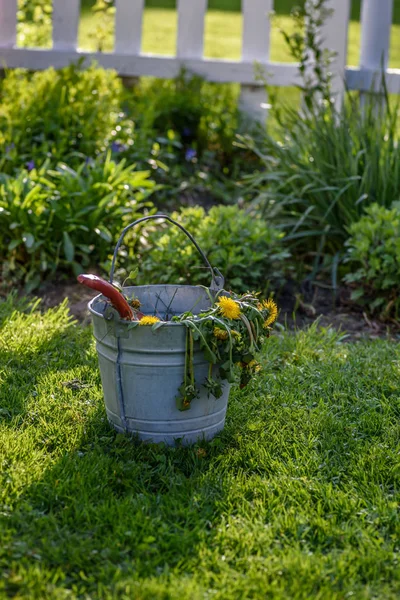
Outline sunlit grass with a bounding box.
[1,296,400,598]
[78,8,400,68]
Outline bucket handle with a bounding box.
[109,214,225,291]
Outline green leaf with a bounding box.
[94,226,112,242]
[241,353,253,364]
[72,261,84,277]
[350,289,364,301]
[63,231,75,262]
[128,268,138,281]
[203,347,217,364]
[8,239,20,251]
[22,233,35,249]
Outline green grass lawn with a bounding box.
[77,0,400,68]
[1,296,399,599]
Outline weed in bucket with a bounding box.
[78,215,278,445]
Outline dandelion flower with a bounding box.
[247,359,261,373]
[213,327,229,340]
[129,297,141,310]
[216,296,241,320]
[262,298,278,328]
[139,315,161,326]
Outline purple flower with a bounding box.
[111,141,128,153]
[5,143,15,154]
[185,148,197,161]
[26,160,35,172]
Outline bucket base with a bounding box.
[106,407,227,446]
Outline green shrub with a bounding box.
[17,0,52,47]
[0,64,122,171]
[0,63,255,208]
[243,94,400,256]
[0,155,155,290]
[127,72,240,163]
[110,72,259,208]
[129,205,289,292]
[344,203,400,318]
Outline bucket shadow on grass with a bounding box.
[4,318,395,596]
[0,298,238,593]
[3,400,238,596]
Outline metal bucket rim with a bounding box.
[88,284,214,327]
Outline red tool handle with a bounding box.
[77,274,134,321]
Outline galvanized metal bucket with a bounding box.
[88,214,230,446]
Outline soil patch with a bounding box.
[7,278,392,342]
[34,281,98,324]
[278,281,397,341]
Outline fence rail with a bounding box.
[0,0,399,117]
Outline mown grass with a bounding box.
[78,0,400,68]
[16,1,400,67]
[1,296,399,599]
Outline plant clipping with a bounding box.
[169,291,278,410]
[78,274,278,411]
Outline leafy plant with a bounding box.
[130,291,278,410]
[278,0,335,109]
[175,293,277,409]
[90,0,115,52]
[242,0,400,290]
[17,0,52,47]
[128,71,240,162]
[115,72,262,204]
[0,155,155,290]
[130,205,289,293]
[344,203,400,319]
[0,62,257,207]
[243,93,400,258]
[0,63,123,172]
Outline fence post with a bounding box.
[359,0,393,105]
[115,0,145,55]
[240,0,273,124]
[316,0,351,110]
[53,0,80,51]
[0,0,17,47]
[176,0,207,59]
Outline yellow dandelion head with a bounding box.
[213,327,229,341]
[262,298,278,328]
[139,315,161,326]
[129,297,141,310]
[247,359,261,372]
[216,296,241,320]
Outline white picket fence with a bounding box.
[0,0,398,118]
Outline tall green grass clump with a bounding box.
[244,0,400,261]
[244,94,400,255]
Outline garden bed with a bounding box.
[25,279,398,342]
